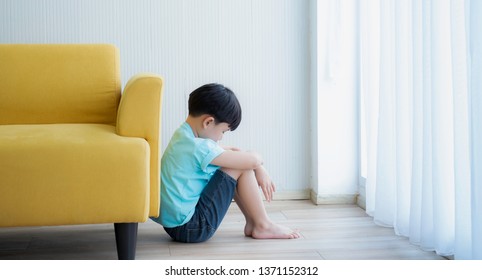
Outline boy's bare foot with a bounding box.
[245,222,300,239]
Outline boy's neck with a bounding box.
[185,115,201,138]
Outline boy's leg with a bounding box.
[222,168,300,239]
[233,191,255,237]
[164,169,237,243]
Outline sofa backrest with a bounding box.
[0,44,121,125]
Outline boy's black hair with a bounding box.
[188,83,242,131]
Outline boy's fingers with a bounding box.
[264,186,270,202]
[262,184,271,202]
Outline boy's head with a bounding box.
[188,83,242,131]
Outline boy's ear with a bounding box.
[202,116,215,128]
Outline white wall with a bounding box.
[0,0,311,197]
[309,0,359,204]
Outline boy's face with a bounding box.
[201,117,230,142]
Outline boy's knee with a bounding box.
[221,168,256,182]
[220,168,242,180]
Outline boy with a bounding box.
[152,83,299,243]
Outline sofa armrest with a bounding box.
[116,73,163,218]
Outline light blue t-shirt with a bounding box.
[153,122,225,228]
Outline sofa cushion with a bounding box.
[0,124,150,227]
[0,44,121,125]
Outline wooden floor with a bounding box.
[0,200,446,260]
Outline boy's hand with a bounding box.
[254,166,276,202]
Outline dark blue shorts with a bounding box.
[163,169,237,243]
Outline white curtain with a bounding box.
[360,0,482,259]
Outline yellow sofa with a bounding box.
[0,44,163,259]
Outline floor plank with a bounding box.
[0,200,446,260]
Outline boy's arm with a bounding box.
[212,150,276,201]
[221,145,241,152]
[211,150,263,170]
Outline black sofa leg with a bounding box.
[114,223,138,260]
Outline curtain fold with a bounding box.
[469,0,482,260]
[360,0,481,259]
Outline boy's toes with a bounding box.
[290,230,301,239]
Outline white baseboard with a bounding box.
[271,189,311,200]
[264,189,362,206]
[310,190,358,205]
[356,194,366,210]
